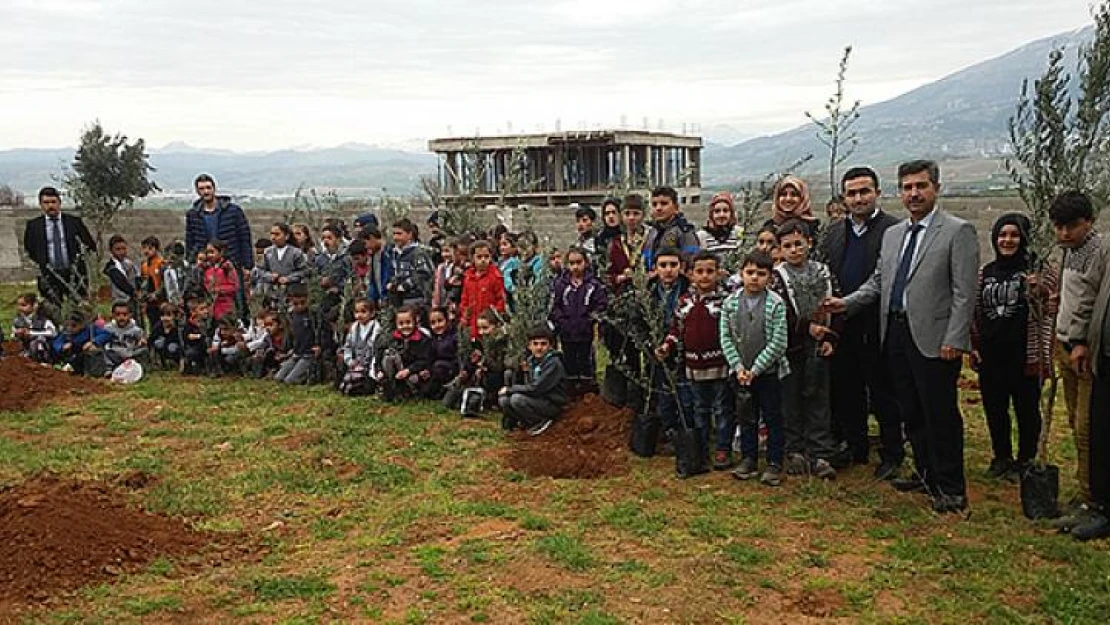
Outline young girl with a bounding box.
[549,247,608,394]
[432,240,465,310]
[254,311,287,378]
[208,314,247,376]
[242,310,272,377]
[459,241,506,338]
[260,222,308,307]
[274,284,319,385]
[10,293,56,363]
[498,233,521,308]
[595,198,623,258]
[203,240,241,321]
[426,306,459,399]
[377,305,432,400]
[338,298,381,396]
[292,223,317,264]
[698,192,741,257]
[150,302,184,369]
[971,213,1058,479]
[444,309,509,415]
[516,231,545,286]
[103,235,140,314]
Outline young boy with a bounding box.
[643,186,699,270]
[549,247,608,395]
[150,302,184,369]
[52,310,111,375]
[444,309,509,416]
[720,251,789,486]
[103,235,140,315]
[647,247,693,454]
[181,298,212,375]
[103,300,148,370]
[604,194,648,412]
[658,251,732,472]
[573,204,598,256]
[208,314,247,376]
[459,240,506,338]
[771,220,842,479]
[139,236,165,331]
[499,324,568,436]
[274,283,320,385]
[10,293,56,363]
[387,218,434,308]
[250,238,273,301]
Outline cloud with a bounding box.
[0,0,1094,150]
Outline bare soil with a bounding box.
[0,353,108,412]
[505,394,633,479]
[0,475,209,610]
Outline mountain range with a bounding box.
[0,26,1094,197]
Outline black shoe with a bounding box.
[1051,505,1095,533]
[874,459,902,481]
[891,477,928,493]
[1071,513,1110,541]
[986,457,1013,480]
[829,448,853,470]
[500,415,518,431]
[931,494,969,514]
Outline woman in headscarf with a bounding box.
[970,212,1057,479]
[698,191,741,257]
[763,175,819,240]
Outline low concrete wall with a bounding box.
[0,196,1098,282]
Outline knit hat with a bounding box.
[354,213,379,229]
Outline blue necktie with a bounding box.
[890,224,923,313]
[50,217,68,270]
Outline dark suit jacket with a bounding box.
[23,213,97,272]
[821,210,901,344]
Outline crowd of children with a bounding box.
[5,179,1108,536]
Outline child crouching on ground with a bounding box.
[377,305,432,400]
[338,298,381,396]
[182,299,212,375]
[720,251,789,487]
[426,306,459,399]
[11,293,56,363]
[150,303,184,369]
[499,324,567,436]
[443,309,509,416]
[103,300,148,371]
[208,314,248,376]
[242,310,272,378]
[274,283,319,384]
[53,311,111,376]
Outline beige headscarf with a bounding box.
[771,175,816,224]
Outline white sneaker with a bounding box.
[527,420,553,436]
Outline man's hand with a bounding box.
[939,345,963,362]
[822,296,847,314]
[809,323,829,341]
[817,342,834,357]
[1071,345,1091,376]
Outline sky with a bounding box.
[0,0,1095,152]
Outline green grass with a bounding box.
[0,361,1107,623]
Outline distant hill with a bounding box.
[0,143,437,197]
[704,27,1094,186]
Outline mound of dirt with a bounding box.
[0,354,107,413]
[505,394,633,479]
[0,476,209,607]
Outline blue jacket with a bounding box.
[185,196,254,269]
[53,323,111,355]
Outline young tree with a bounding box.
[0,184,24,207]
[63,121,160,251]
[805,46,861,197]
[1007,2,1110,262]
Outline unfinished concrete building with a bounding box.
[427,130,703,209]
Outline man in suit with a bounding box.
[825,160,979,513]
[23,186,97,306]
[819,167,904,479]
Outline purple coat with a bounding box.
[549,271,608,343]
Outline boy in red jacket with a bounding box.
[460,240,507,337]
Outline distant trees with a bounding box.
[0,184,25,207]
[63,120,160,250]
[1007,0,1110,260]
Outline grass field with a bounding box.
[1,284,1109,624]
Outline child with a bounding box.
[208,314,248,376]
[242,310,272,377]
[971,213,1057,478]
[364,227,393,305]
[697,192,741,257]
[499,324,567,436]
[260,222,308,307]
[426,306,459,399]
[643,186,699,271]
[203,240,241,321]
[103,234,140,314]
[274,284,320,384]
[549,247,608,395]
[720,251,789,487]
[548,248,564,278]
[292,223,316,264]
[573,204,598,255]
[149,303,184,369]
[182,298,213,375]
[139,236,165,331]
[377,305,432,400]
[649,247,693,449]
[346,239,373,301]
[254,311,287,378]
[432,239,464,309]
[595,198,623,259]
[657,251,732,472]
[52,311,110,375]
[771,220,842,479]
[161,241,187,307]
[338,298,381,396]
[459,240,507,338]
[314,225,349,382]
[249,238,273,300]
[10,293,56,363]
[730,225,779,292]
[498,233,521,307]
[444,309,509,416]
[516,231,545,285]
[387,218,434,308]
[103,300,148,371]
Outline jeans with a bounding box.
[782,350,837,459]
[736,373,784,466]
[499,393,562,428]
[691,378,734,452]
[655,366,695,433]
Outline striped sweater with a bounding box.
[664,288,729,381]
[719,289,790,378]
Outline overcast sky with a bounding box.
[0,0,1093,151]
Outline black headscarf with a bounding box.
[990,212,1033,271]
